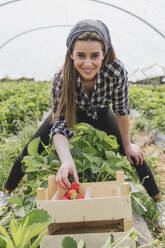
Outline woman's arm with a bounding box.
[53,134,79,189]
[115,114,144,165]
[51,72,79,189]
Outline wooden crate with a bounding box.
[37,171,136,248]
[40,233,136,248]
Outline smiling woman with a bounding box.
[4,19,165,227]
[70,38,104,106]
[71,37,104,83]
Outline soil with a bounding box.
[131,127,165,190]
[130,119,165,245]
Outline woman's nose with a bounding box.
[83,59,92,67]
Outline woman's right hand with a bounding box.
[56,158,79,189]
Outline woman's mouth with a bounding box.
[81,68,95,74]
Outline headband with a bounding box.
[66,19,111,54]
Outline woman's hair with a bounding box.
[53,31,117,129]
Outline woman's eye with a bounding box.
[77,54,84,58]
[92,54,99,58]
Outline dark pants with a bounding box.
[5,108,160,197]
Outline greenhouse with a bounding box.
[0,0,165,81]
[0,0,165,247]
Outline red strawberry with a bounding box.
[71,181,79,192]
[67,189,78,199]
[77,193,84,199]
[60,195,70,200]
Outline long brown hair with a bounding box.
[53,32,117,129]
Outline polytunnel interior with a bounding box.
[0,0,165,82]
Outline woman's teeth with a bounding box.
[82,68,94,72]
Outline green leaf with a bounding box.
[0,214,11,227]
[23,195,36,208]
[17,209,52,241]
[20,209,51,227]
[49,159,60,167]
[27,137,40,156]
[83,153,102,165]
[62,236,77,248]
[105,151,116,161]
[23,222,50,242]
[24,155,45,166]
[110,233,115,244]
[100,162,115,175]
[71,147,83,157]
[14,206,25,217]
[23,155,46,173]
[104,135,119,151]
[131,194,147,216]
[10,218,20,247]
[0,225,14,248]
[129,228,138,241]
[130,182,146,195]
[6,197,23,207]
[77,239,86,248]
[76,159,90,173]
[30,229,47,248]
[0,235,7,248]
[90,163,100,174]
[70,135,81,143]
[95,129,106,141]
[82,146,97,154]
[14,216,31,247]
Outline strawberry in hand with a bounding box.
[70,181,79,191]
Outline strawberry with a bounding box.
[67,189,78,199]
[60,195,70,200]
[77,193,84,199]
[71,181,79,192]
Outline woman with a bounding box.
[4,19,165,225]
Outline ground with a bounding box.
[130,119,165,191]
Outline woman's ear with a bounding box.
[70,53,74,60]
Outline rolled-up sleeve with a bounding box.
[50,72,74,139]
[112,61,129,116]
[50,118,74,139]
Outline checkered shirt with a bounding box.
[50,59,129,139]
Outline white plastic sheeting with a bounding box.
[0,0,165,82]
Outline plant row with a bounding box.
[129,85,165,133]
[0,80,51,137]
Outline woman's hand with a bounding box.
[124,143,144,166]
[56,158,79,189]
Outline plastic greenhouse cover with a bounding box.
[0,0,165,82]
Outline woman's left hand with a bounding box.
[124,143,144,166]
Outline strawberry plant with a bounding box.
[0,80,51,137]
[22,123,151,217]
[129,86,165,133]
[22,123,138,188]
[0,209,51,248]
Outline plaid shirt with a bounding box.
[50,59,129,139]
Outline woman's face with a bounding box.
[71,40,104,82]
